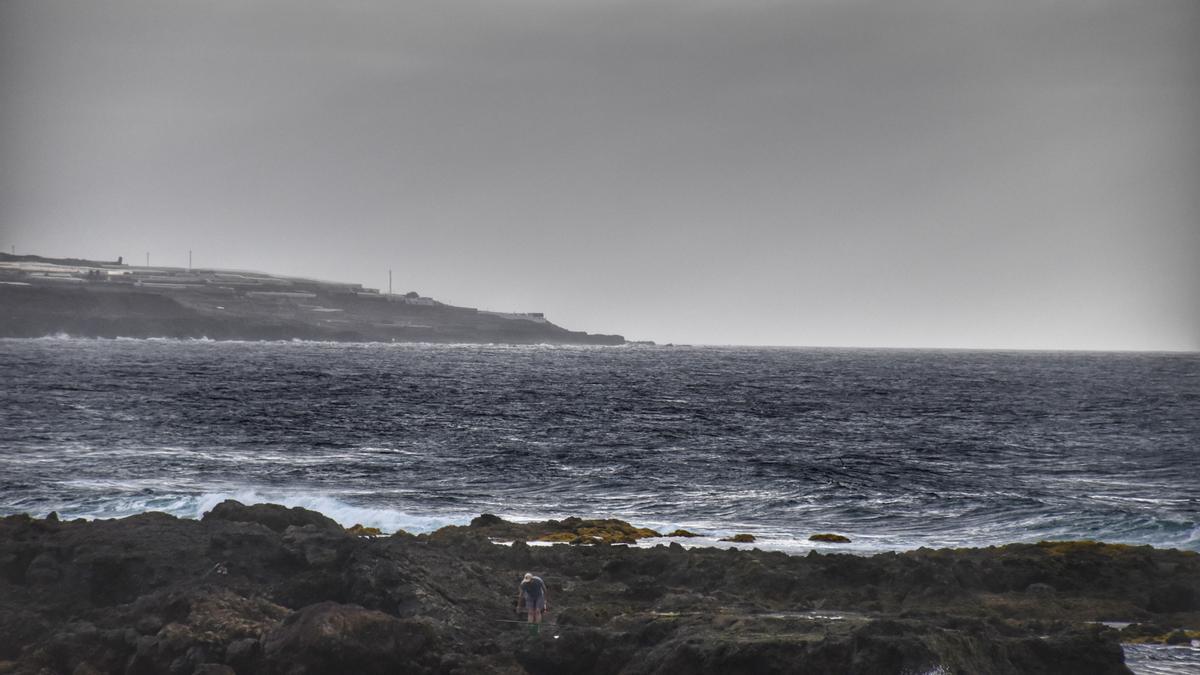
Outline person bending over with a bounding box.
[517,572,548,624]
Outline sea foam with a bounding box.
[9,488,472,535]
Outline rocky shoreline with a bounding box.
[2,502,1198,674]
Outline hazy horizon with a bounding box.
[3,1,1198,351]
[0,247,1193,353]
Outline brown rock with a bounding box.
[345,524,383,537]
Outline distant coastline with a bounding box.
[0,252,624,345]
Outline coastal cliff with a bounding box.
[0,254,624,345]
[2,503,1198,674]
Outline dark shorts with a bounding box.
[523,593,545,611]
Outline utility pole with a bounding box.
[145,252,149,267]
[388,269,393,295]
[189,250,192,271]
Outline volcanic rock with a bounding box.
[261,602,441,675]
[1,507,1198,674]
[201,501,342,534]
[809,533,851,543]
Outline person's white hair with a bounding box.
[523,572,533,582]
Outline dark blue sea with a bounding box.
[2,337,1198,554]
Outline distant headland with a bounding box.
[0,253,624,345]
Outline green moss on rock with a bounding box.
[1035,541,1144,557]
[1121,625,1200,645]
[346,524,383,537]
[531,519,663,545]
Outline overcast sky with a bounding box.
[2,0,1197,350]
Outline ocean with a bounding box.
[2,336,1197,554]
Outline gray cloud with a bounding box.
[2,0,1197,349]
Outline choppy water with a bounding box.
[1124,643,1200,675]
[0,337,1197,556]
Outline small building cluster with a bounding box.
[0,253,548,326]
[479,310,548,324]
[0,255,441,305]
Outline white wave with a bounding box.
[190,489,471,533]
[8,487,472,535]
[359,446,423,456]
[1086,494,1194,505]
[1124,644,1200,675]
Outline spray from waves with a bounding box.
[190,489,472,533]
[7,478,1198,553]
[7,487,473,535]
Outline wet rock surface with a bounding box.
[2,503,1198,674]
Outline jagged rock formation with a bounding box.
[2,502,1198,674]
